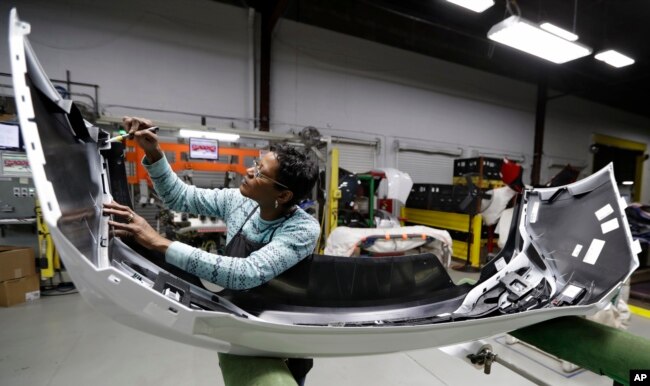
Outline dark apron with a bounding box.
[224,206,269,258]
[223,206,313,383]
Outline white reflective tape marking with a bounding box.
[595,204,614,221]
[530,201,540,223]
[583,239,605,265]
[619,196,628,209]
[633,239,642,255]
[571,244,583,257]
[494,257,506,271]
[600,218,620,234]
[562,284,582,299]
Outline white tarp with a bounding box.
[375,167,413,203]
[481,186,517,226]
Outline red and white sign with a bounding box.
[189,138,219,160]
[1,153,31,176]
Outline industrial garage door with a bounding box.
[397,150,455,184]
[336,142,377,174]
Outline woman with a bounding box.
[103,117,319,386]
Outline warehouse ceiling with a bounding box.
[221,0,650,119]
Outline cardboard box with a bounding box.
[0,246,36,282]
[0,274,40,307]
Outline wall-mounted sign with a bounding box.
[189,138,219,160]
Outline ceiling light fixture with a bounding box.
[445,0,494,13]
[179,129,240,142]
[622,181,634,186]
[594,50,635,68]
[488,16,592,64]
[539,22,578,41]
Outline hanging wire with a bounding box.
[489,2,513,59]
[505,0,522,17]
[573,0,578,33]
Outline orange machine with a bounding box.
[124,140,261,185]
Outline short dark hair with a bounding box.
[271,143,318,206]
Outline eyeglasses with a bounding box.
[253,160,289,190]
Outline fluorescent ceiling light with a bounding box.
[488,16,592,64]
[622,181,634,186]
[540,22,578,41]
[179,129,240,142]
[445,0,494,13]
[595,50,635,68]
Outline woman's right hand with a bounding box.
[122,116,163,163]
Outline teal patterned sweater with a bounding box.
[143,156,320,290]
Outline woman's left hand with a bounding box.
[103,201,171,253]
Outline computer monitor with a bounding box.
[0,122,22,150]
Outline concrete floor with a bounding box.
[1,280,648,386]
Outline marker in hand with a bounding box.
[106,126,159,143]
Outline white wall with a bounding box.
[2,0,650,199]
[272,19,537,175]
[1,0,252,126]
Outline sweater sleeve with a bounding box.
[143,156,234,219]
[164,218,320,290]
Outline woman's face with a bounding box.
[240,151,287,205]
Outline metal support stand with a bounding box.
[467,344,553,386]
